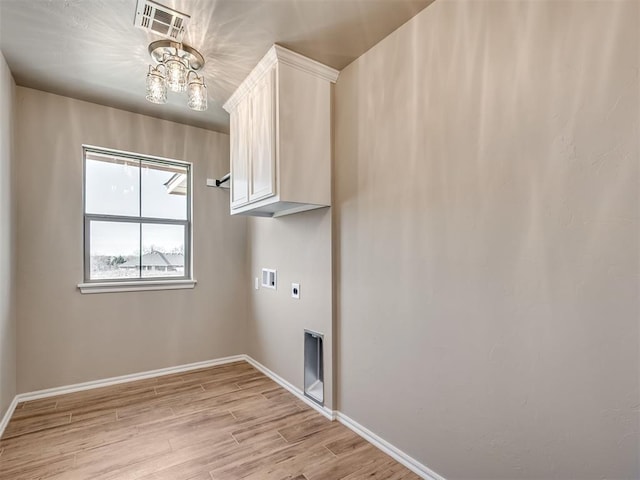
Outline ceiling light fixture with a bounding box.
[145,40,207,111]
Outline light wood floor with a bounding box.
[0,361,420,480]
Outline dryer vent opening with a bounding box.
[304,330,324,405]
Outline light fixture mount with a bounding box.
[148,40,205,71]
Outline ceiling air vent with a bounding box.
[134,0,190,42]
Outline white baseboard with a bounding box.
[336,412,445,480]
[243,356,442,480]
[0,395,19,440]
[0,355,245,439]
[14,355,246,404]
[1,354,444,480]
[242,355,336,421]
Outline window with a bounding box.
[81,146,193,292]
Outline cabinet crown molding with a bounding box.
[223,44,339,113]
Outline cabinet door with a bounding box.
[249,67,276,202]
[230,95,251,208]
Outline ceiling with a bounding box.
[0,0,433,133]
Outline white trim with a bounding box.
[273,44,339,83]
[223,44,339,112]
[0,396,19,440]
[1,355,444,480]
[223,48,277,112]
[336,412,445,480]
[243,356,336,421]
[82,144,193,168]
[15,355,244,403]
[239,357,444,479]
[0,355,243,438]
[78,279,197,294]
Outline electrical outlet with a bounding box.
[291,283,300,299]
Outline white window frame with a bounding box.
[78,145,196,294]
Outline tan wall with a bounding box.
[15,87,248,393]
[0,51,17,418]
[247,208,333,409]
[334,1,639,478]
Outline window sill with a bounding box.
[78,279,197,294]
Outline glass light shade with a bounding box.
[145,67,167,104]
[165,55,188,92]
[187,76,207,111]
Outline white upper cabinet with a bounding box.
[229,94,250,208]
[249,67,276,203]
[223,45,339,217]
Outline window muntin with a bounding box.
[83,147,191,283]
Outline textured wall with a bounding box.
[0,51,16,420]
[334,0,639,478]
[15,88,248,393]
[246,208,334,409]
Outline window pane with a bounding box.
[83,147,192,284]
[141,223,185,278]
[89,221,140,280]
[85,153,140,216]
[141,161,187,220]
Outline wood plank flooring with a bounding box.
[0,361,420,480]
